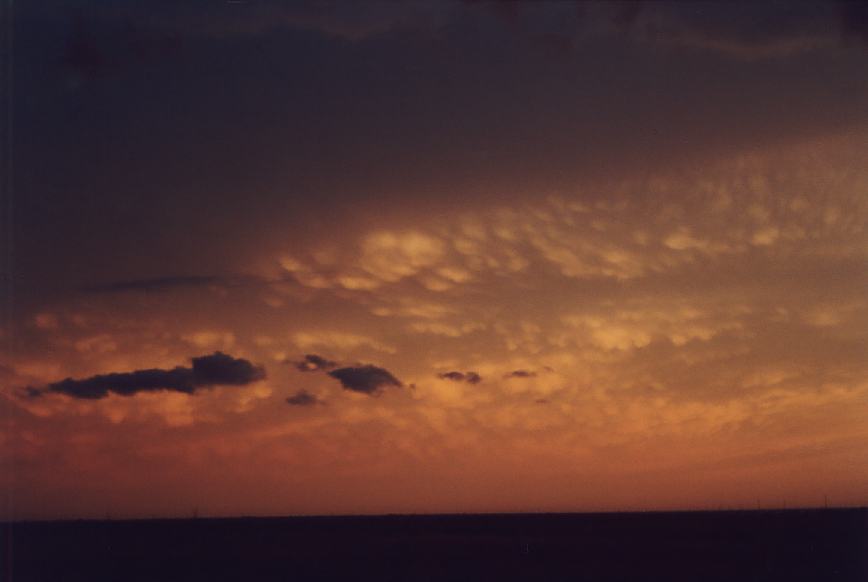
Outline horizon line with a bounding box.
[5,504,867,525]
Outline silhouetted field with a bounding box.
[3,508,866,581]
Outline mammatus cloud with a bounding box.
[34,352,266,400]
[438,371,483,384]
[293,354,338,372]
[328,365,402,395]
[285,390,323,406]
[504,370,536,379]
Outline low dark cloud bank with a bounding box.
[328,365,402,396]
[438,371,482,384]
[36,352,265,400]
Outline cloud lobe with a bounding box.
[437,371,483,384]
[328,365,402,395]
[41,352,265,400]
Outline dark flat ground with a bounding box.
[2,508,866,581]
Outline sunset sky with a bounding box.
[3,1,868,519]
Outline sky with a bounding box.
[3,0,868,519]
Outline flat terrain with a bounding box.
[2,508,866,581]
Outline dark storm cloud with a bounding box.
[438,371,482,384]
[293,354,338,372]
[14,0,868,317]
[328,365,402,395]
[285,390,322,407]
[504,370,536,379]
[47,367,196,399]
[39,352,265,399]
[82,274,281,294]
